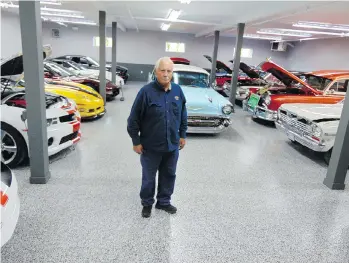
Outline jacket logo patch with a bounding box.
[175,96,179,100]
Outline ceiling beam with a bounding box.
[117,22,126,32]
[127,7,139,32]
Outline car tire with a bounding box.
[323,149,332,165]
[1,122,28,168]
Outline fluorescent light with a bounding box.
[257,30,311,38]
[278,28,349,37]
[41,12,84,18]
[49,19,97,25]
[41,7,81,13]
[167,9,182,21]
[179,0,191,3]
[40,1,62,6]
[161,23,171,31]
[293,21,349,32]
[56,21,67,27]
[0,3,19,8]
[244,34,282,41]
[299,37,321,42]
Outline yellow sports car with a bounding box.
[45,80,106,120]
[3,78,105,120]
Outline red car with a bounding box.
[43,61,120,101]
[243,61,349,121]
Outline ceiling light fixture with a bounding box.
[0,2,19,8]
[49,19,97,25]
[161,23,171,31]
[40,1,62,6]
[257,30,312,38]
[278,28,349,36]
[293,21,349,32]
[299,37,321,42]
[167,9,182,21]
[56,21,67,27]
[244,34,282,41]
[41,7,81,13]
[41,12,85,18]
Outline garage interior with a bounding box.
[1,1,349,263]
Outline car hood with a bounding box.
[1,45,52,77]
[105,63,128,71]
[229,60,261,79]
[280,103,343,121]
[181,86,232,116]
[204,55,232,74]
[46,81,102,99]
[261,61,321,95]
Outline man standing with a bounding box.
[127,57,187,218]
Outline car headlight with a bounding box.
[222,104,233,115]
[311,124,322,137]
[47,117,58,127]
[264,95,271,105]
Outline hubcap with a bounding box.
[1,130,17,165]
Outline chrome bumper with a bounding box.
[187,117,231,134]
[243,100,277,121]
[275,121,329,152]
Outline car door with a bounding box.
[324,78,349,96]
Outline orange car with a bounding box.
[244,60,349,121]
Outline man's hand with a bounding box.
[179,138,186,150]
[133,144,143,154]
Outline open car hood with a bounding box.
[228,60,261,79]
[204,55,232,74]
[261,61,321,95]
[1,45,52,77]
[170,57,190,65]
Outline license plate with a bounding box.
[247,93,260,110]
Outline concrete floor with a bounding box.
[2,82,349,263]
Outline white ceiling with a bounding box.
[2,0,349,42]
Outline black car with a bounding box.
[54,55,129,83]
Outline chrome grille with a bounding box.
[279,111,312,136]
[187,116,224,127]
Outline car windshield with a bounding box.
[45,62,75,77]
[172,71,209,88]
[86,57,100,67]
[69,61,87,70]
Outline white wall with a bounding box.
[287,38,349,71]
[1,11,22,59]
[1,11,288,69]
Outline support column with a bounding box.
[229,23,245,105]
[210,30,220,87]
[18,0,51,184]
[111,22,117,85]
[99,10,107,104]
[323,95,349,190]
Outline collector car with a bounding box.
[203,55,262,95]
[43,61,120,101]
[275,100,346,164]
[1,78,106,120]
[1,162,20,247]
[1,87,81,168]
[54,55,129,83]
[243,61,349,122]
[48,58,125,87]
[149,63,234,134]
[0,51,120,101]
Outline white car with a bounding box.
[1,162,20,247]
[275,100,345,164]
[1,88,82,168]
[49,59,125,87]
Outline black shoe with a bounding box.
[142,206,152,218]
[155,203,177,214]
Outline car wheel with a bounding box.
[324,149,332,165]
[1,122,28,168]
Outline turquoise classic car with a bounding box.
[148,63,234,134]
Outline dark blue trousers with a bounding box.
[140,149,179,206]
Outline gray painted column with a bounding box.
[210,30,220,87]
[99,10,107,104]
[111,22,117,85]
[229,23,245,105]
[323,96,349,190]
[18,1,51,184]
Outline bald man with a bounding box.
[127,57,188,218]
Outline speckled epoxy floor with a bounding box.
[2,82,349,263]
